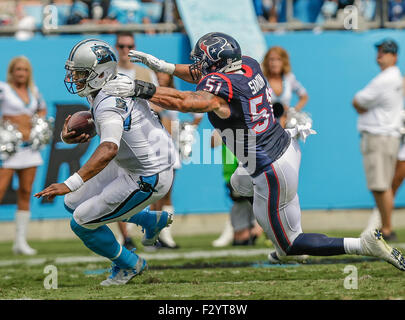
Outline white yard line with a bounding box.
[2,242,405,268]
[0,248,271,267]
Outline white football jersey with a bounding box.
[88,89,176,176]
[0,81,46,116]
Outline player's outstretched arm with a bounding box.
[173,64,200,84]
[34,142,118,200]
[103,78,230,118]
[128,50,198,84]
[151,87,230,118]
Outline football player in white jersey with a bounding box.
[34,39,177,286]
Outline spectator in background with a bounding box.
[353,39,403,242]
[316,0,355,23]
[67,0,118,25]
[358,0,377,21]
[338,0,355,9]
[66,0,158,33]
[110,0,158,34]
[388,0,405,21]
[114,31,158,249]
[253,0,279,23]
[0,1,18,26]
[115,31,159,85]
[261,46,308,128]
[0,56,47,255]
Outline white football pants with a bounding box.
[231,136,303,256]
[64,160,174,229]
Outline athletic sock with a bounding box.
[70,218,138,269]
[343,238,362,255]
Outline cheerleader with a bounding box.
[0,56,47,255]
[261,46,309,128]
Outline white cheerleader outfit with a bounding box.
[0,81,46,169]
[270,72,307,107]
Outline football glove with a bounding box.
[103,76,156,100]
[128,50,175,75]
[103,74,135,97]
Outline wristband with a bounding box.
[162,62,175,75]
[64,173,84,192]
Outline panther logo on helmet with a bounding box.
[91,45,117,64]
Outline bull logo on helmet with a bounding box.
[199,37,228,62]
[91,45,117,64]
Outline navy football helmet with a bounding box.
[189,32,242,81]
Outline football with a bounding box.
[67,111,96,138]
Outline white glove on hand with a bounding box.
[102,74,135,97]
[129,50,175,75]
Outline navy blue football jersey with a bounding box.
[196,56,290,177]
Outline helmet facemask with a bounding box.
[64,67,98,97]
[189,54,204,82]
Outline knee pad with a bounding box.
[230,168,254,198]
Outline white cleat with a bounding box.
[158,225,178,248]
[12,242,37,256]
[268,250,309,264]
[212,220,234,247]
[360,229,405,271]
[100,256,148,286]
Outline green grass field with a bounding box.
[1,229,405,301]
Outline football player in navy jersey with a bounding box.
[103,32,405,270]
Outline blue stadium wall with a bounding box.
[0,29,405,221]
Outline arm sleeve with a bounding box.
[94,96,130,147]
[97,110,124,148]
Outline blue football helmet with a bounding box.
[189,32,242,81]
